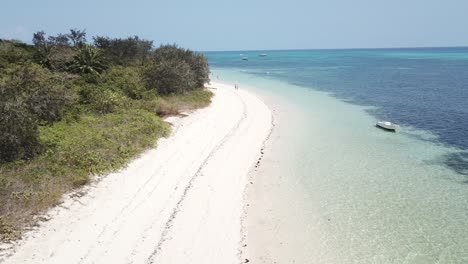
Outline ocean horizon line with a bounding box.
[202,45,468,53]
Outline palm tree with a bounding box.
[67,29,86,47]
[69,44,107,75]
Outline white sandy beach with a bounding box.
[0,82,272,264]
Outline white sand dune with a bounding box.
[1,82,272,264]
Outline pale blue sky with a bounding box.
[1,0,467,51]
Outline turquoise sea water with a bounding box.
[206,49,468,263]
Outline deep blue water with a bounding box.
[205,48,468,175]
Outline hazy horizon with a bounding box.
[2,0,468,51]
[202,45,468,53]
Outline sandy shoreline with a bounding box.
[0,82,272,264]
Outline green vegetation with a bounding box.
[0,30,212,241]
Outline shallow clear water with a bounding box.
[205,49,468,263]
[207,48,468,176]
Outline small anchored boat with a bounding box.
[259,54,268,57]
[242,57,249,61]
[376,121,399,132]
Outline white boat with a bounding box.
[376,121,399,132]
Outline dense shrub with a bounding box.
[32,31,75,72]
[0,100,40,161]
[0,40,34,68]
[93,36,153,65]
[190,53,210,87]
[142,58,195,95]
[135,97,178,116]
[152,44,210,88]
[0,64,75,162]
[133,89,212,116]
[38,110,169,179]
[77,83,99,104]
[103,66,147,99]
[75,83,128,114]
[89,89,128,114]
[2,64,75,123]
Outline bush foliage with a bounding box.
[93,36,153,66]
[0,64,75,162]
[150,44,210,90]
[0,31,210,163]
[143,58,196,95]
[103,66,147,99]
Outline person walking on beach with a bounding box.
[235,81,239,90]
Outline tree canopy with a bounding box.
[93,36,153,66]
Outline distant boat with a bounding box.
[242,57,249,61]
[259,54,268,57]
[376,121,399,132]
